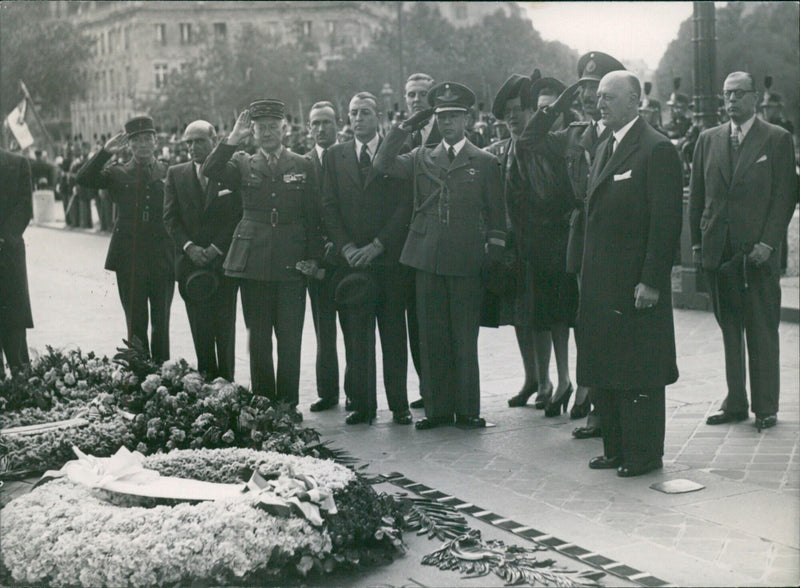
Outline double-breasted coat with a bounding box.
[577,117,683,390]
[0,149,34,330]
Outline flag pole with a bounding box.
[19,80,57,154]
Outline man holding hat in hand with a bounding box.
[76,115,175,363]
[164,120,241,381]
[374,82,506,430]
[203,99,321,420]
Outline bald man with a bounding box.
[578,71,682,477]
[164,120,241,380]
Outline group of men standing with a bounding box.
[3,50,795,479]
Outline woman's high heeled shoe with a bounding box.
[533,384,553,409]
[569,391,591,420]
[544,383,573,417]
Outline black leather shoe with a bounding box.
[456,415,486,429]
[309,398,338,412]
[617,458,663,477]
[345,411,375,425]
[706,411,748,425]
[410,398,424,409]
[589,455,622,469]
[572,425,602,439]
[415,416,452,430]
[392,409,413,425]
[755,414,777,432]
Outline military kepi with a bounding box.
[577,51,626,83]
[428,82,475,114]
[249,99,285,120]
[124,116,156,137]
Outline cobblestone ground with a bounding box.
[11,225,800,587]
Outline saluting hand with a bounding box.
[227,110,251,144]
[401,108,435,132]
[549,81,582,114]
[104,131,128,154]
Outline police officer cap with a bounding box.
[492,74,532,120]
[577,51,625,83]
[531,77,566,106]
[125,116,156,137]
[335,272,378,310]
[428,82,476,114]
[249,99,286,120]
[184,268,219,303]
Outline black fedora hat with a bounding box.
[335,271,378,310]
[184,268,219,302]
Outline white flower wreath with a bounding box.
[1,448,356,587]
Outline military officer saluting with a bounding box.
[374,82,506,430]
[76,116,175,363]
[203,99,321,420]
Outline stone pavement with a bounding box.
[9,225,800,587]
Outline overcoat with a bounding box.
[576,117,682,389]
[0,150,34,329]
[202,144,321,281]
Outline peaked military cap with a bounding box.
[531,76,566,107]
[428,81,475,114]
[667,77,689,106]
[125,116,156,137]
[492,74,532,120]
[249,99,286,120]
[577,51,626,83]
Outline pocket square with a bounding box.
[614,170,632,181]
[756,154,767,163]
[218,189,232,197]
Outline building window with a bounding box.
[266,22,282,40]
[214,22,227,41]
[124,26,129,50]
[155,23,166,45]
[154,63,168,89]
[296,20,312,37]
[179,23,193,45]
[454,5,467,19]
[100,33,106,54]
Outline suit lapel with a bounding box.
[429,141,451,172]
[732,117,769,186]
[448,139,478,172]
[364,137,383,187]
[182,163,205,210]
[339,141,362,188]
[250,151,270,179]
[588,117,643,200]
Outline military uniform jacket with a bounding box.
[163,161,242,282]
[374,127,506,277]
[0,150,34,329]
[321,139,412,265]
[202,143,321,281]
[76,150,174,276]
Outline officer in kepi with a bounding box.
[665,77,692,140]
[374,81,506,430]
[203,99,321,422]
[76,115,175,363]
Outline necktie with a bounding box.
[359,143,370,168]
[731,125,741,152]
[196,167,207,191]
[267,153,278,176]
[589,122,598,145]
[447,145,456,163]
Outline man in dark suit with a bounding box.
[374,81,506,430]
[578,71,682,477]
[400,72,440,411]
[518,51,626,436]
[690,71,797,432]
[305,101,344,413]
[322,92,413,425]
[203,100,321,421]
[0,149,34,378]
[76,116,175,363]
[164,120,241,381]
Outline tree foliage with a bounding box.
[0,2,92,117]
[656,1,799,127]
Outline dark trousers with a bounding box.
[116,269,174,363]
[181,277,238,381]
[338,265,409,415]
[707,263,781,416]
[240,279,306,406]
[307,269,340,402]
[0,327,29,378]
[406,276,424,390]
[594,387,665,465]
[416,271,483,420]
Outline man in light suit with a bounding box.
[321,92,413,425]
[164,120,241,381]
[690,71,797,432]
[374,82,506,430]
[578,71,683,477]
[0,149,33,378]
